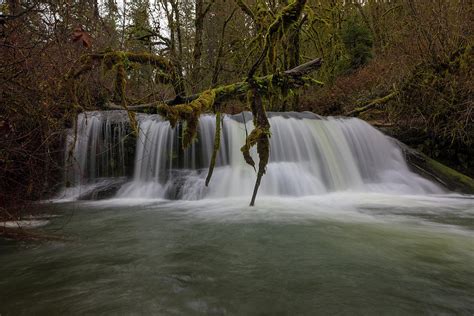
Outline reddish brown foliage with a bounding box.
[72,26,92,48]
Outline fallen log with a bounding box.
[397,141,474,194]
[106,58,324,113]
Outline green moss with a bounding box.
[205,112,222,186]
[183,90,216,148]
[402,142,474,194]
[68,50,178,135]
[248,0,307,77]
[126,52,174,73]
[157,89,216,149]
[425,156,474,193]
[112,62,138,135]
[240,126,270,169]
[115,63,126,102]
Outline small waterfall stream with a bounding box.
[60,111,443,201]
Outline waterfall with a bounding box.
[60,111,443,200]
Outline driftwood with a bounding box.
[106,58,323,112]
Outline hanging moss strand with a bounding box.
[115,61,138,135]
[240,82,271,206]
[157,89,216,149]
[205,111,222,186]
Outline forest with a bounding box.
[1,0,474,314]
[2,0,472,216]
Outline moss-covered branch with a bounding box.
[153,89,216,149]
[234,0,255,21]
[106,58,323,112]
[242,0,310,204]
[236,0,309,204]
[65,51,174,80]
[65,51,178,108]
[248,0,307,77]
[205,112,222,186]
[65,51,179,134]
[240,83,271,206]
[346,90,397,117]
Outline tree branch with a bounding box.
[106,58,323,112]
[346,91,397,117]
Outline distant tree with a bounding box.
[341,15,373,71]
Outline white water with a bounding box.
[59,111,443,201]
[64,111,129,185]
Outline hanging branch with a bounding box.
[241,82,271,206]
[205,112,222,186]
[114,62,138,134]
[65,51,179,134]
[244,0,308,206]
[65,51,178,104]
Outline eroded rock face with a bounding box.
[77,178,128,200]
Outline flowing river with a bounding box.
[1,112,473,314]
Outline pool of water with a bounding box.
[1,193,473,315]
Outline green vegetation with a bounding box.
[340,15,373,71]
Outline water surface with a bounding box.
[1,193,473,315]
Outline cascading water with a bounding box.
[26,111,473,316]
[59,111,443,201]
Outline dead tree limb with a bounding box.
[346,91,397,117]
